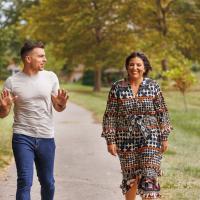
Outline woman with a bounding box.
[102,52,172,200]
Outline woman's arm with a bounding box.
[153,82,173,141]
[102,83,118,145]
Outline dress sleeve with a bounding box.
[153,82,173,141]
[102,83,118,145]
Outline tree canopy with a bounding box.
[0,0,200,90]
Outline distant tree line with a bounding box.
[0,0,200,91]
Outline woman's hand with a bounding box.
[107,144,117,156]
[161,140,168,153]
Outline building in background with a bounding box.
[7,59,20,75]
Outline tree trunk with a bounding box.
[182,92,188,112]
[91,1,102,92]
[93,66,101,92]
[161,58,168,71]
[156,0,173,36]
[161,58,168,80]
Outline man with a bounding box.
[0,41,68,200]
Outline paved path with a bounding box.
[0,102,141,200]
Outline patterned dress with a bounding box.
[102,77,172,199]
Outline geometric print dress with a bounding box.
[102,77,173,199]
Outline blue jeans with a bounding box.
[12,134,56,200]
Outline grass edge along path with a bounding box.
[63,83,200,200]
[0,112,13,170]
[0,84,13,170]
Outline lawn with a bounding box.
[63,82,200,200]
[0,81,199,199]
[0,114,13,168]
[0,84,13,169]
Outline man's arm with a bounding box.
[51,89,68,112]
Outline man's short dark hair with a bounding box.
[20,41,45,60]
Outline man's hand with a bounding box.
[107,144,117,156]
[0,89,17,118]
[161,140,168,153]
[51,89,69,112]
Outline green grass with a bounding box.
[1,82,200,199]
[0,85,13,168]
[0,114,13,168]
[63,83,109,121]
[63,83,200,200]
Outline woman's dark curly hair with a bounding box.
[125,51,152,77]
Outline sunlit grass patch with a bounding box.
[183,166,200,178]
[0,113,13,168]
[165,149,176,156]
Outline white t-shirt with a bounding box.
[4,70,59,138]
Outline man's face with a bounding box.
[26,48,47,71]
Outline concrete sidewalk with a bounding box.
[0,102,141,200]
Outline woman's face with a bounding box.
[127,57,145,81]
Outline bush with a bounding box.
[191,62,200,72]
[102,71,124,86]
[82,69,94,86]
[0,68,10,80]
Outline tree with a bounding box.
[173,0,200,62]
[0,0,38,77]
[119,0,200,76]
[16,0,200,90]
[21,0,130,91]
[165,60,196,111]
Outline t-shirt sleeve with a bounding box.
[3,77,12,93]
[51,72,60,95]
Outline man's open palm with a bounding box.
[51,89,68,106]
[0,89,17,107]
